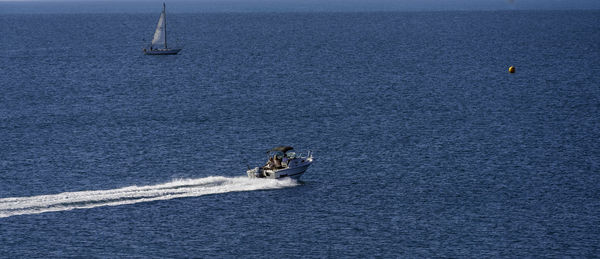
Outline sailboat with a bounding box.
[143,3,181,55]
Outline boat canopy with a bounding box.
[268,146,294,153]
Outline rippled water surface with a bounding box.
[1,11,599,257]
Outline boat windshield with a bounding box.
[286,152,296,159]
[269,151,284,159]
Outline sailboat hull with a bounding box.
[144,48,181,55]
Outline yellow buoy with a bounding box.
[508,66,515,73]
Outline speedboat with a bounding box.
[247,146,313,180]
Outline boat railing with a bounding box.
[295,151,312,159]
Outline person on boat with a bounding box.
[282,155,289,167]
[264,156,274,169]
[273,155,282,169]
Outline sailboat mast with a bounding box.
[163,2,167,49]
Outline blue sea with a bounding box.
[1,8,599,257]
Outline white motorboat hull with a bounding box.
[247,158,313,180]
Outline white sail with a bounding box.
[151,9,166,49]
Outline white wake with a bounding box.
[0,176,298,218]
